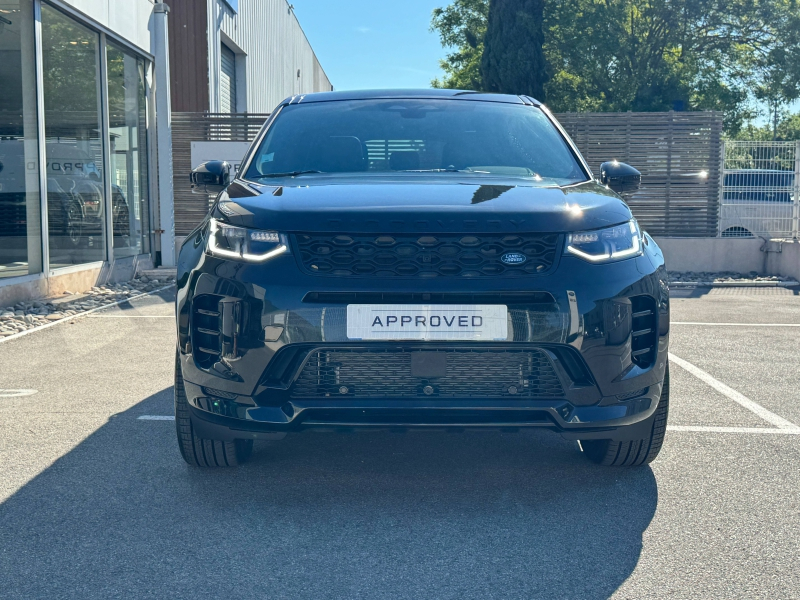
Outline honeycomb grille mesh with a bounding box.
[294,233,560,277]
[291,348,565,399]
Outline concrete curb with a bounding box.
[0,284,175,345]
[671,281,799,288]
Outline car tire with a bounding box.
[581,365,669,466]
[174,353,253,467]
[65,200,85,248]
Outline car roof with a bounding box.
[283,89,538,106]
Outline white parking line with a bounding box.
[668,425,800,435]
[672,322,800,327]
[669,353,800,431]
[0,389,38,397]
[137,415,175,420]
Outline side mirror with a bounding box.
[190,161,231,194]
[599,161,641,195]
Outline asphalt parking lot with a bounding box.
[1,286,799,599]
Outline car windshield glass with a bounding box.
[244,99,587,185]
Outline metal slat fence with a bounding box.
[172,110,724,237]
[718,141,800,239]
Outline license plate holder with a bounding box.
[410,352,447,377]
[346,304,509,341]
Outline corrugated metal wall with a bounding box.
[207,0,332,113]
[219,44,237,113]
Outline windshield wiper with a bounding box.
[252,170,324,179]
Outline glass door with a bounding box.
[0,0,42,279]
[41,3,106,268]
[106,43,149,258]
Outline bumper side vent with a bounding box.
[192,295,223,368]
[630,295,657,368]
[191,295,246,369]
[202,386,238,400]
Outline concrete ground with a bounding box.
[0,286,798,599]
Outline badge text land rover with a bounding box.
[175,90,669,468]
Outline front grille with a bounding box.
[291,348,565,399]
[294,233,560,277]
[630,296,657,368]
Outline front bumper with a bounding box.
[176,229,669,440]
[185,378,662,442]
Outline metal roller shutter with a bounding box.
[220,44,236,113]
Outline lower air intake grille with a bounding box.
[291,348,564,399]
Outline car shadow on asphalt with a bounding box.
[112,286,176,312]
[0,388,657,599]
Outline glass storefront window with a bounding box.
[41,3,105,268]
[0,0,42,279]
[107,43,149,258]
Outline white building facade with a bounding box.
[0,0,171,306]
[0,0,330,305]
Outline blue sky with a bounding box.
[290,1,791,124]
[292,1,447,90]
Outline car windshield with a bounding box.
[244,99,588,185]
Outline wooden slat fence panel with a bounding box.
[172,112,270,235]
[172,110,723,237]
[555,111,723,237]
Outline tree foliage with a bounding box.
[430,0,489,89]
[481,0,548,99]
[430,0,800,135]
[734,112,800,141]
[544,0,800,135]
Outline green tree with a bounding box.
[430,0,489,89]
[732,112,800,141]
[481,0,548,99]
[543,0,800,135]
[778,113,800,140]
[431,0,800,135]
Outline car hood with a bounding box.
[215,175,632,234]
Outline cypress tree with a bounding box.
[481,0,548,100]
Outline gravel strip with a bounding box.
[668,271,797,285]
[0,275,175,337]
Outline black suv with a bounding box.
[176,90,669,468]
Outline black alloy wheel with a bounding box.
[581,365,670,466]
[174,352,253,467]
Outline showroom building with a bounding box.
[0,0,330,306]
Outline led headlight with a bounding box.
[207,218,288,263]
[566,220,642,263]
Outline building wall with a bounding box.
[167,0,210,112]
[653,237,800,281]
[58,0,155,55]
[0,0,166,303]
[207,0,332,113]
